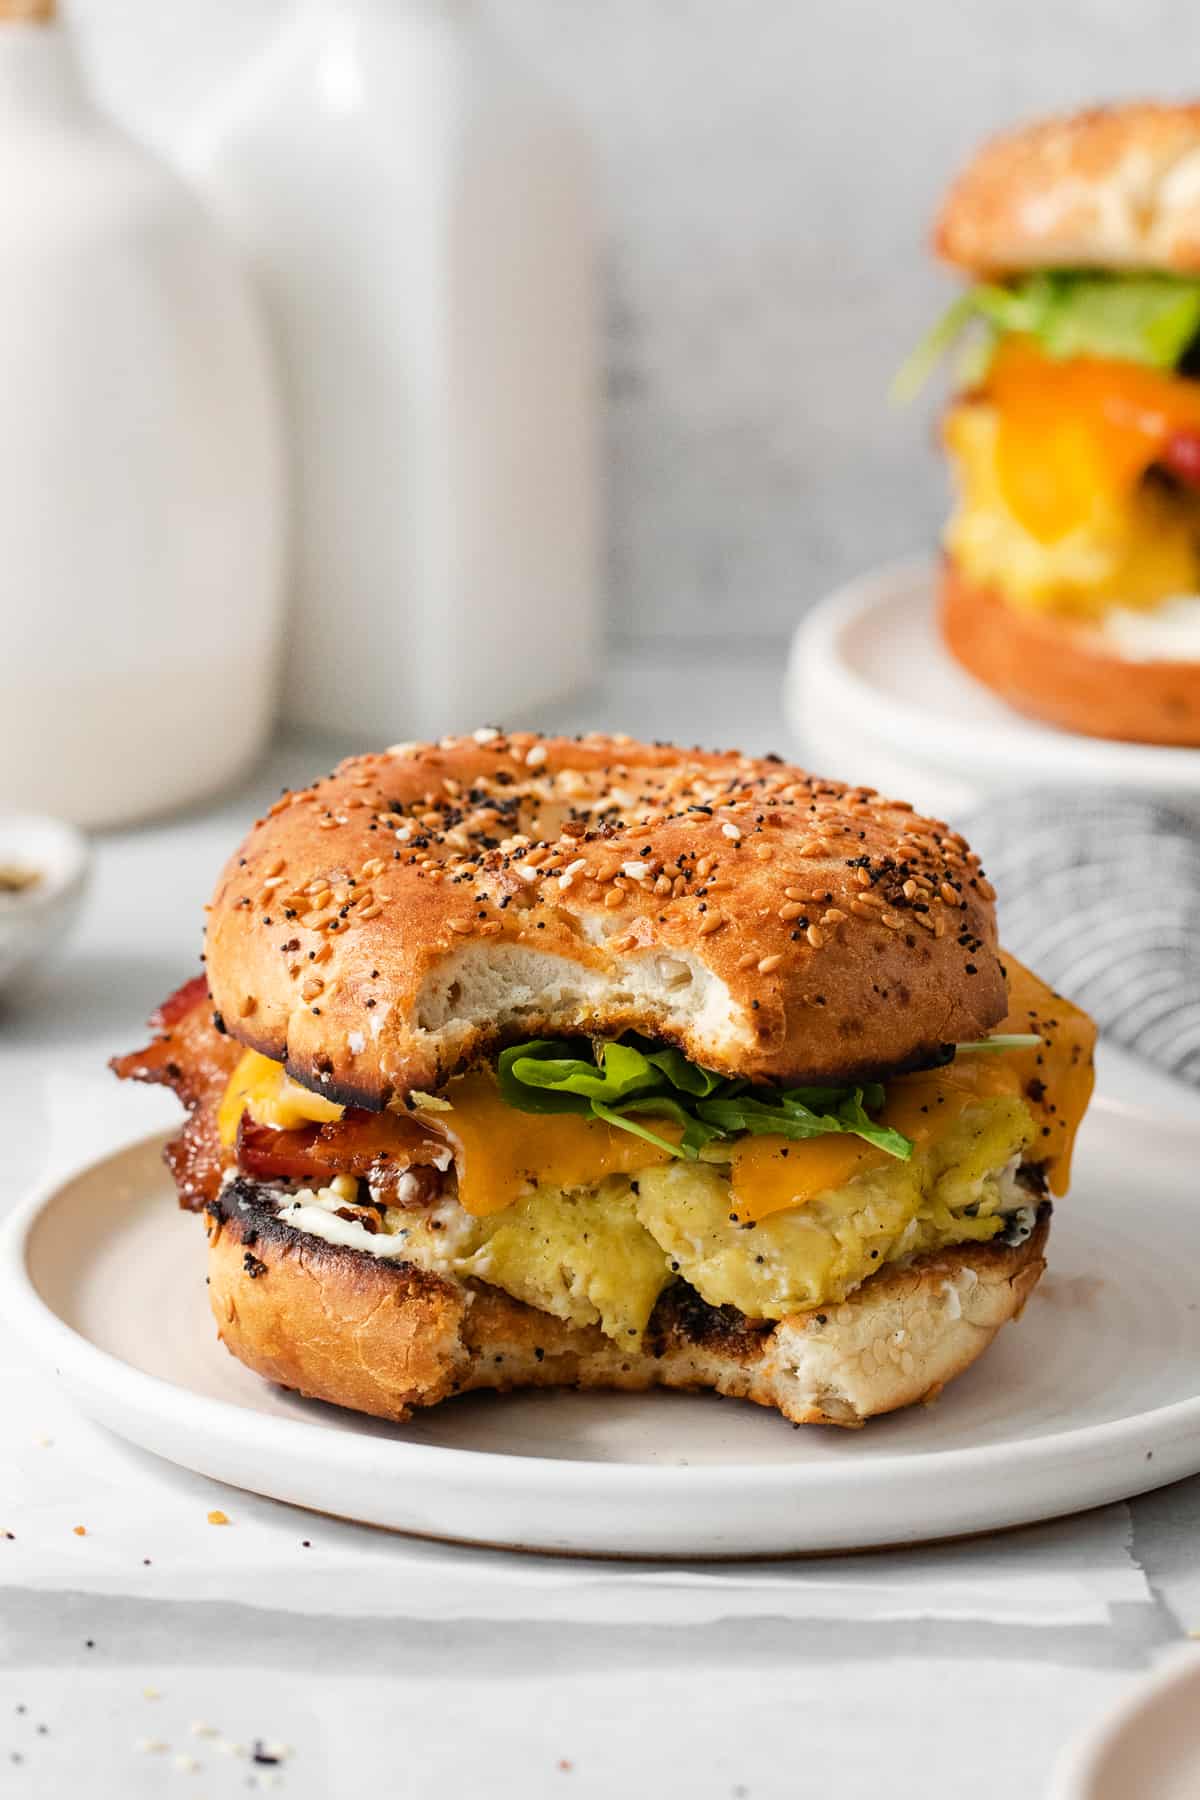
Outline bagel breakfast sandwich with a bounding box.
[113,732,1095,1428]
[900,101,1200,744]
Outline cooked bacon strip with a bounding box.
[236,1109,446,1199]
[111,975,241,1211]
[113,975,449,1209]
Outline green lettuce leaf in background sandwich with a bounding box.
[892,270,1200,402]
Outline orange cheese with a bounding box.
[729,955,1095,1222]
[986,337,1200,542]
[419,1072,673,1218]
[218,1047,345,1146]
[729,1059,1022,1224]
[994,954,1096,1195]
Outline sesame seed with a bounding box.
[525,744,548,767]
[736,950,758,969]
[757,953,783,974]
[698,911,726,935]
[754,843,773,862]
[778,901,805,921]
[478,920,502,936]
[301,977,324,1001]
[806,924,825,950]
[881,910,904,930]
[721,822,741,841]
[447,920,472,935]
[603,889,624,910]
[473,726,501,744]
[940,881,961,906]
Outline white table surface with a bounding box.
[2,648,1198,1800]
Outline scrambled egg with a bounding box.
[944,400,1200,620]
[348,1091,1034,1340]
[461,1178,669,1341]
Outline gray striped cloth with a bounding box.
[965,792,1200,1089]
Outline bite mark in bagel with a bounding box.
[113,732,1096,1428]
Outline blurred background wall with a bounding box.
[68,0,1200,650]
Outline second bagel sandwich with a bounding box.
[904,101,1200,744]
[113,731,1095,1428]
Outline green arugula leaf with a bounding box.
[495,1036,916,1165]
[892,270,1200,401]
[640,1042,726,1097]
[835,1091,918,1160]
[955,1033,1041,1053]
[696,1091,914,1162]
[495,1041,595,1115]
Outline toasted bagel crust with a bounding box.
[204,733,1005,1105]
[936,102,1200,275]
[940,561,1200,745]
[206,1187,1049,1429]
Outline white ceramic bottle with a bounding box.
[186,0,598,742]
[0,1,286,829]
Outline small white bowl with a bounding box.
[0,813,90,991]
[1049,1647,1200,1799]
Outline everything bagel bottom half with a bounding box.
[205,1181,1050,1430]
[939,560,1200,746]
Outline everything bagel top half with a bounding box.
[114,731,1095,1428]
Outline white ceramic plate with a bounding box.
[786,562,1200,817]
[3,1099,1200,1559]
[1050,1648,1200,1800]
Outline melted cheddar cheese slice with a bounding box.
[416,1073,673,1217]
[986,340,1200,539]
[218,1048,346,1145]
[944,339,1200,619]
[728,955,1094,1222]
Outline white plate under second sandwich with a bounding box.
[785,561,1200,819]
[1,1099,1199,1559]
